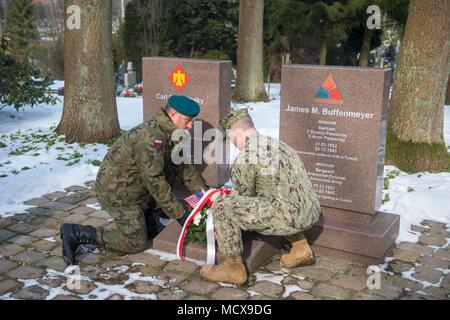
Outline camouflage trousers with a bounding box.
[212,194,312,257]
[96,195,161,254]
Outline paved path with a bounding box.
[0,181,449,300]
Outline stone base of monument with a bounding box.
[305,208,400,264]
[152,221,284,273]
[310,244,394,266]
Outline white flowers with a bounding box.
[193,212,202,226]
[192,207,209,226]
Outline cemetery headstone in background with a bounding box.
[124,62,136,88]
[280,65,399,263]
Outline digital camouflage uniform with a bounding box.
[212,132,321,257]
[95,109,206,253]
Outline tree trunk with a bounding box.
[386,0,449,172]
[57,0,121,143]
[319,38,327,65]
[233,0,268,102]
[359,28,372,67]
[149,0,162,56]
[446,74,450,105]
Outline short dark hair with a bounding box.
[165,104,175,113]
[233,116,255,131]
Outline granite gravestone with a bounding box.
[142,57,231,188]
[124,62,136,88]
[280,65,399,262]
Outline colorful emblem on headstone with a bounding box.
[313,74,343,105]
[169,65,190,92]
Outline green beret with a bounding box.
[168,95,200,117]
[219,108,251,130]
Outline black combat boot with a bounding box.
[146,221,165,239]
[144,209,165,240]
[60,223,99,265]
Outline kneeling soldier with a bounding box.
[201,109,322,285]
[60,95,207,265]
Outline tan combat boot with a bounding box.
[201,256,248,285]
[280,233,316,268]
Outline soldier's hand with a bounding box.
[210,192,221,202]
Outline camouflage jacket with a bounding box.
[230,132,321,222]
[96,109,206,219]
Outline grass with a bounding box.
[66,159,80,166]
[2,125,121,177]
[65,151,84,166]
[8,145,38,156]
[89,160,102,166]
[106,136,119,147]
[45,140,56,151]
[56,151,84,166]
[383,177,390,190]
[442,161,450,173]
[383,169,401,190]
[382,193,390,204]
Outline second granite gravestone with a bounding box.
[280,65,399,262]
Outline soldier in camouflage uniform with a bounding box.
[201,109,322,285]
[60,95,207,265]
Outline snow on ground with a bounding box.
[445,105,450,147]
[0,267,166,300]
[0,81,143,133]
[254,272,284,285]
[0,82,449,244]
[145,249,206,265]
[380,166,450,243]
[0,82,143,216]
[282,285,308,298]
[379,104,450,243]
[0,127,107,216]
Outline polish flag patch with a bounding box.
[154,139,163,147]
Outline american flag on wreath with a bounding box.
[184,191,205,209]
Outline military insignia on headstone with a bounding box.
[169,65,190,92]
